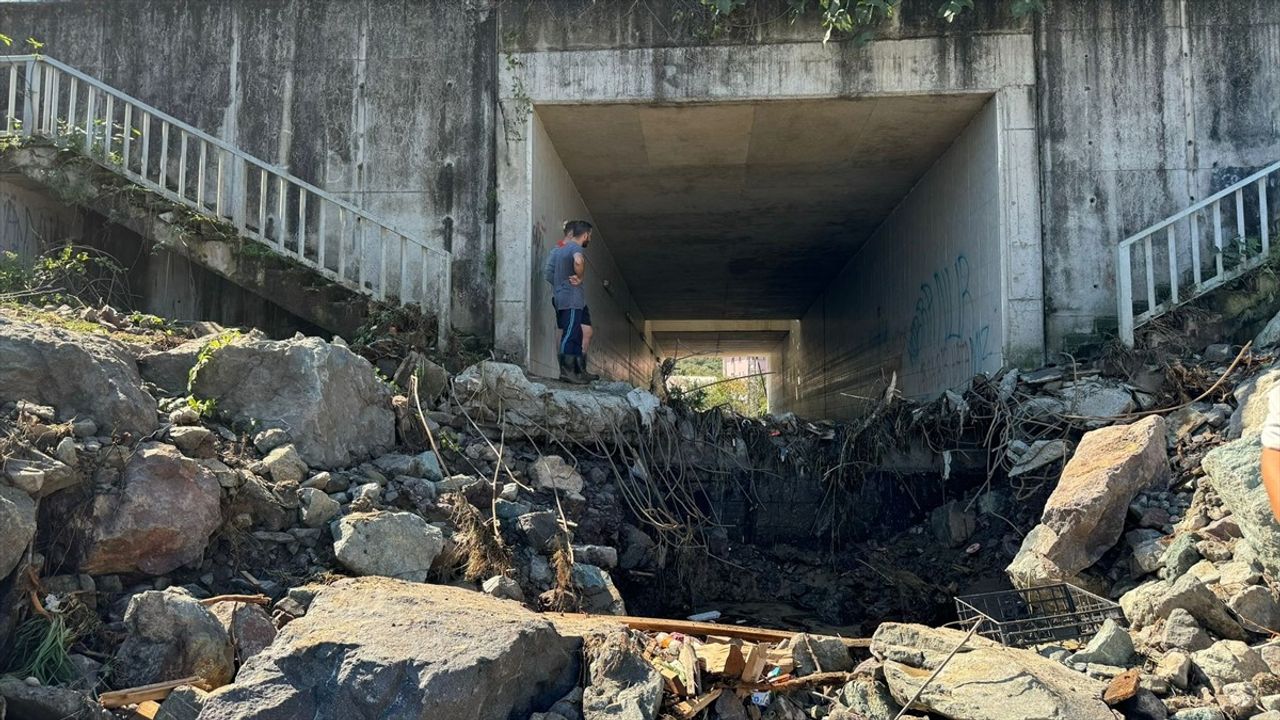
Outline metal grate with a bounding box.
[955,583,1124,648]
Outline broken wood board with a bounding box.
[740,642,768,683]
[99,677,208,709]
[548,613,869,648]
[696,642,745,677]
[130,701,161,719]
[672,688,723,718]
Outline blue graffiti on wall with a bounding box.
[906,255,995,384]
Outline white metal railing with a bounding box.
[1117,160,1280,346]
[0,55,451,347]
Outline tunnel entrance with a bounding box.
[515,94,1023,418]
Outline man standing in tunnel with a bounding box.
[548,220,599,383]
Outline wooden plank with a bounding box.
[672,688,723,718]
[99,677,206,708]
[132,700,161,719]
[548,613,869,648]
[740,642,767,683]
[198,594,270,607]
[678,640,700,697]
[695,642,745,677]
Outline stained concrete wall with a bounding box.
[0,0,497,334]
[528,113,655,385]
[777,99,1003,417]
[0,180,81,259]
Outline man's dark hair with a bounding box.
[563,220,593,238]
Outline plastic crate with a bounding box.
[955,583,1125,648]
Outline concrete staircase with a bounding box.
[1117,160,1280,346]
[0,55,450,345]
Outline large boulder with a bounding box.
[1229,367,1280,439]
[0,485,36,578]
[1007,416,1167,587]
[453,362,662,440]
[1202,437,1280,576]
[197,578,578,720]
[872,623,1112,720]
[1119,574,1245,640]
[0,676,112,720]
[189,335,394,468]
[332,511,444,582]
[137,336,216,396]
[0,317,156,435]
[208,601,277,665]
[582,629,662,720]
[81,442,222,575]
[113,589,235,689]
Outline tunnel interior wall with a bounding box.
[529,113,656,386]
[778,99,1003,418]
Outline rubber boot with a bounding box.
[577,353,600,382]
[578,351,601,381]
[559,353,589,385]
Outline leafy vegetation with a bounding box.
[186,329,244,416]
[0,244,129,307]
[691,0,1042,42]
[668,355,769,416]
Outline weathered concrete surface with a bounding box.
[197,578,578,720]
[0,1,496,336]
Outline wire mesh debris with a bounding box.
[955,583,1124,648]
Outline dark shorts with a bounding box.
[556,305,590,355]
[552,299,590,326]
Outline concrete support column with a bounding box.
[997,85,1045,369]
[494,108,533,365]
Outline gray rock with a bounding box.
[1068,618,1135,667]
[573,564,627,615]
[1218,681,1259,717]
[496,498,532,520]
[483,575,525,602]
[784,633,854,675]
[1202,437,1280,576]
[582,629,661,720]
[156,685,209,720]
[197,578,577,720]
[1055,379,1136,420]
[928,500,976,547]
[0,676,112,720]
[876,625,1112,720]
[530,455,585,495]
[1228,585,1280,634]
[253,427,290,453]
[3,446,78,497]
[297,487,340,528]
[1155,650,1192,689]
[1008,416,1167,587]
[189,335,394,468]
[517,510,562,552]
[0,317,158,436]
[1170,709,1225,720]
[1008,439,1071,478]
[414,451,443,482]
[619,524,655,570]
[372,453,416,477]
[333,511,443,582]
[137,337,215,396]
[169,425,215,458]
[573,545,619,569]
[837,675,902,719]
[1190,640,1269,690]
[114,589,234,689]
[1120,574,1245,640]
[0,485,36,578]
[1162,533,1201,578]
[1162,608,1212,652]
[1229,366,1280,438]
[81,442,222,575]
[263,444,307,485]
[208,601,277,666]
[1115,688,1168,720]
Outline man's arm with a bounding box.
[542,251,554,285]
[572,251,585,285]
[1261,385,1280,522]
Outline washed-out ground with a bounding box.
[0,298,1279,720]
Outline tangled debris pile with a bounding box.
[1,299,1280,719]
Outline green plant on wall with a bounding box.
[689,0,1042,42]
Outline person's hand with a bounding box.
[569,276,582,286]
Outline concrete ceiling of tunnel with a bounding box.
[652,330,790,358]
[537,94,991,320]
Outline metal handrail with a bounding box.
[0,54,451,346]
[1116,161,1279,346]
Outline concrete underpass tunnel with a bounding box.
[498,87,1046,420]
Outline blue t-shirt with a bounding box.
[550,243,586,310]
